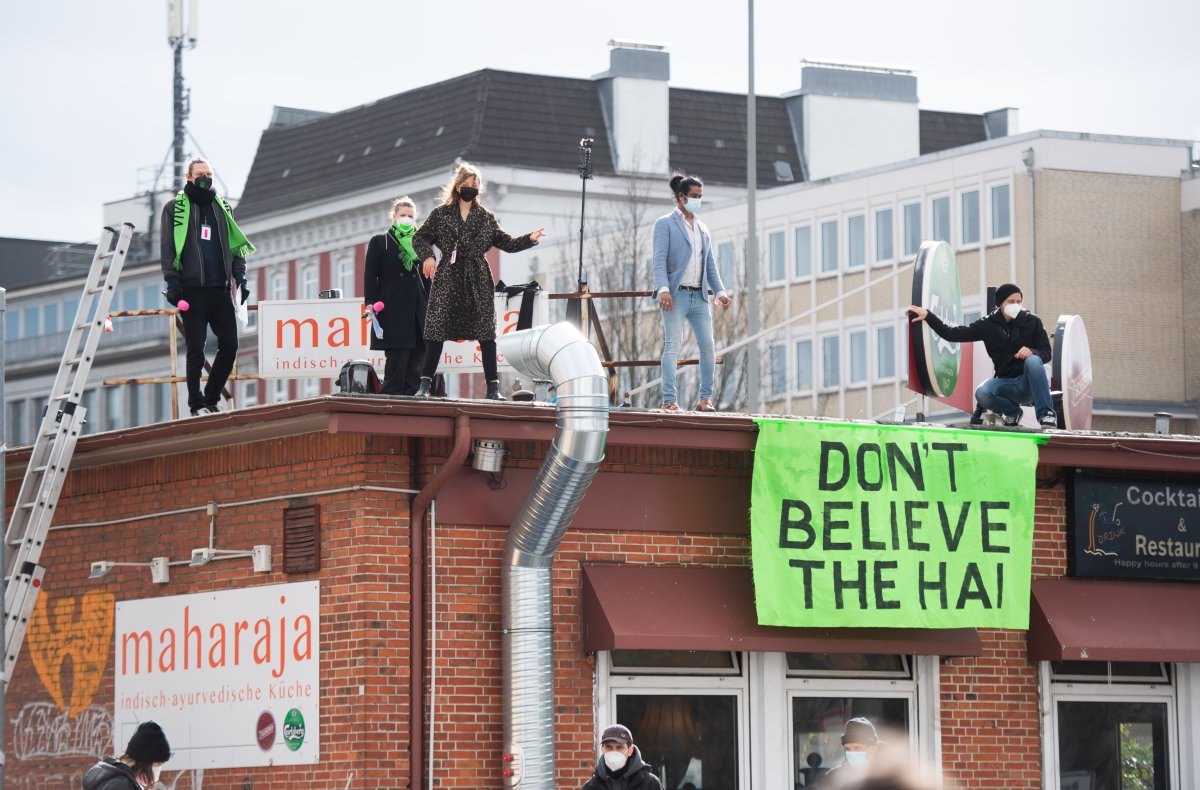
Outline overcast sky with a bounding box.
[2,0,1197,243]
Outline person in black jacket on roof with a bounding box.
[159,157,255,416]
[907,282,1057,428]
[82,720,171,789]
[582,723,664,790]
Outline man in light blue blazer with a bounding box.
[652,173,731,412]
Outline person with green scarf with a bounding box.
[363,196,430,395]
[158,157,254,416]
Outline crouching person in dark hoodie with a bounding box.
[82,721,171,789]
[583,724,663,790]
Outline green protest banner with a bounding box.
[751,419,1043,629]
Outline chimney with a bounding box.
[595,40,670,175]
[984,107,1019,138]
[785,60,919,181]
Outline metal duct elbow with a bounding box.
[496,322,608,790]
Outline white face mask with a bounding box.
[603,750,629,772]
[395,215,416,227]
[684,197,702,214]
[844,750,869,767]
[1003,302,1023,320]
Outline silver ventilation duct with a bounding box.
[496,322,609,789]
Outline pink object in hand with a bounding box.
[178,299,190,312]
[373,301,385,312]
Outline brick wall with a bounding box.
[3,420,1107,789]
[1183,208,1200,402]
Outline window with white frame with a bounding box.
[991,184,1011,240]
[848,330,867,385]
[902,203,921,257]
[239,379,259,407]
[794,226,812,279]
[1046,661,1175,790]
[768,231,786,283]
[5,308,20,339]
[300,377,320,398]
[795,339,813,393]
[6,399,26,446]
[820,220,838,274]
[602,651,748,790]
[269,268,289,301]
[718,241,736,292]
[876,325,896,380]
[270,378,289,403]
[787,654,917,783]
[105,386,124,431]
[875,209,894,264]
[931,196,951,244]
[960,190,980,246]
[847,215,865,269]
[336,253,356,298]
[42,302,60,334]
[22,306,39,337]
[300,263,320,299]
[768,343,787,396]
[821,334,840,389]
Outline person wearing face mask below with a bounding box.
[582,724,663,790]
[159,157,255,416]
[907,282,1057,429]
[364,196,429,395]
[652,173,731,413]
[825,717,882,780]
[411,162,545,400]
[83,720,171,789]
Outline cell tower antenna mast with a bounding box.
[168,0,198,191]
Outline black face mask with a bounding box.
[193,175,213,191]
[184,180,215,204]
[458,186,478,202]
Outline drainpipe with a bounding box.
[409,413,471,790]
[496,322,609,789]
[1022,147,1037,312]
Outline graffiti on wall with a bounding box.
[27,589,115,715]
[10,701,112,759]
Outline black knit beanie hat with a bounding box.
[126,721,171,763]
[994,283,1022,306]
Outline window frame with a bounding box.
[768,343,787,397]
[959,189,981,248]
[931,195,951,245]
[846,214,866,270]
[767,230,787,284]
[873,207,895,267]
[902,202,922,258]
[792,225,813,282]
[875,324,897,383]
[847,328,868,386]
[794,338,814,394]
[819,218,839,276]
[820,333,841,391]
[990,183,1012,242]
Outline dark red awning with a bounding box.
[1030,577,1200,662]
[580,565,982,656]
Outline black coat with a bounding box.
[363,231,428,350]
[159,194,247,290]
[82,757,141,790]
[925,308,1052,379]
[582,748,664,790]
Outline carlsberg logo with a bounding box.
[283,708,306,751]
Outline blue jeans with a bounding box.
[660,288,715,404]
[975,355,1055,421]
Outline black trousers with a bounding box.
[382,345,424,395]
[181,286,239,409]
[421,339,498,381]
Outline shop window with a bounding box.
[616,693,741,789]
[1057,700,1168,790]
[792,696,910,785]
[786,653,911,679]
[1051,661,1170,684]
[610,650,740,676]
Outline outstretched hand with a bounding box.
[529,228,547,242]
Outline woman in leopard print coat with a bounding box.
[412,163,545,399]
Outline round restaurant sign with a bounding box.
[1053,314,1093,430]
[910,240,963,397]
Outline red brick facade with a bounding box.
[4,400,1196,788]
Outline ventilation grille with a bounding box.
[283,503,320,573]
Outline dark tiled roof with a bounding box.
[237,68,991,219]
[920,110,989,155]
[237,70,617,219]
[0,237,97,291]
[669,89,801,187]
